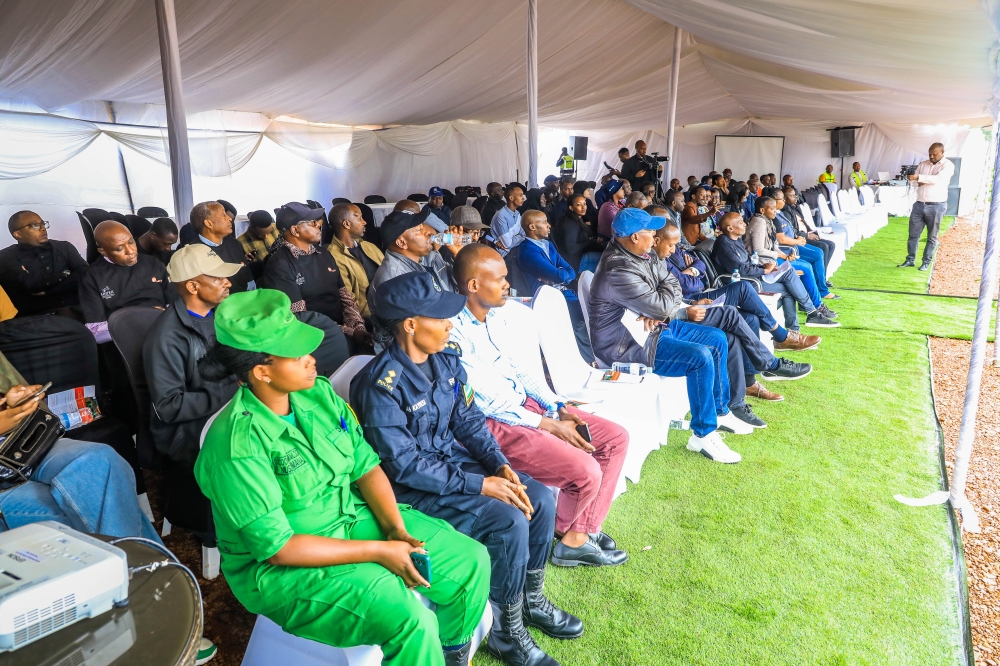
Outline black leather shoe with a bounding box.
[589,531,617,551]
[919,261,931,271]
[551,537,628,567]
[485,597,559,666]
[443,641,472,666]
[523,569,584,639]
[897,259,915,268]
[731,403,766,428]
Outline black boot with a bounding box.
[522,569,584,639]
[443,641,472,666]
[485,596,559,666]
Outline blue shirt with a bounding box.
[490,207,524,256]
[449,306,562,428]
[516,237,578,301]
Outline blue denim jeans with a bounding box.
[784,259,823,306]
[652,320,730,437]
[794,243,829,296]
[694,280,778,332]
[0,439,160,541]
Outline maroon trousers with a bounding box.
[487,398,629,534]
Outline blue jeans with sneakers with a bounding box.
[794,243,829,297]
[652,320,731,438]
[0,439,160,541]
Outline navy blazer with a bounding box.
[517,238,578,301]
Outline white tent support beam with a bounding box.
[526,0,538,189]
[664,26,682,186]
[896,111,1000,532]
[154,0,194,224]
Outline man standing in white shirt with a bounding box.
[899,142,954,271]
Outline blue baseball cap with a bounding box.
[428,186,444,198]
[612,207,665,237]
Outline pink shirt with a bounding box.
[597,201,623,239]
[915,157,954,203]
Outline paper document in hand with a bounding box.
[703,294,726,308]
[621,309,650,345]
[762,261,792,284]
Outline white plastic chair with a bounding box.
[859,185,876,209]
[531,286,689,488]
[838,189,860,216]
[817,193,859,248]
[822,183,840,215]
[329,355,375,402]
[804,200,847,275]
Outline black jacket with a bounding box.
[552,211,603,272]
[588,239,683,367]
[620,155,656,190]
[710,234,765,279]
[0,240,88,315]
[143,300,239,463]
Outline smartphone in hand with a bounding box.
[575,423,593,443]
[410,552,432,584]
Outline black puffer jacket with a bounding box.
[588,239,683,367]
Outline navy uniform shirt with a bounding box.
[78,254,170,324]
[0,240,88,315]
[349,339,509,531]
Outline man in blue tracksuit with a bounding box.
[516,210,595,363]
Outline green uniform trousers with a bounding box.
[268,506,490,666]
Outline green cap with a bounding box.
[214,289,324,358]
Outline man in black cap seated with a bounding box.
[78,221,170,343]
[186,201,256,292]
[0,211,88,317]
[237,210,280,263]
[136,217,178,267]
[369,208,460,298]
[262,202,372,352]
[427,186,452,228]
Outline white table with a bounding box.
[876,182,915,217]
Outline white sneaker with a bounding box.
[717,410,754,435]
[687,431,742,463]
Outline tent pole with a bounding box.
[154,0,194,225]
[664,26,682,186]
[526,0,538,189]
[949,112,1000,531]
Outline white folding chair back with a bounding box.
[822,183,840,214]
[859,185,876,208]
[816,193,838,226]
[837,189,856,216]
[798,203,817,231]
[329,355,376,404]
[577,271,594,337]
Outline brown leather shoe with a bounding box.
[773,330,821,351]
[747,381,783,402]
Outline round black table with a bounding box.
[5,537,202,666]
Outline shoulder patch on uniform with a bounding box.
[461,382,475,407]
[376,367,399,393]
[443,340,462,357]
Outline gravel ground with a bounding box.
[928,213,1000,666]
[930,216,1000,298]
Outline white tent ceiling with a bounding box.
[0,0,995,130]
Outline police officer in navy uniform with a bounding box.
[350,271,583,666]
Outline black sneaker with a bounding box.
[918,261,931,271]
[761,358,813,381]
[806,311,841,327]
[731,403,766,429]
[818,305,838,319]
[897,259,915,268]
[826,280,835,288]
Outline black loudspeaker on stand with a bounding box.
[830,128,856,158]
[569,136,588,161]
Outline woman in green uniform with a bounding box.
[194,289,490,666]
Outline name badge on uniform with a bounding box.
[405,399,426,413]
[273,449,306,476]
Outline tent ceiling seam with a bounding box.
[696,49,752,122]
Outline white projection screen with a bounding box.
[714,136,785,181]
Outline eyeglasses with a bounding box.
[15,220,50,233]
[298,219,323,229]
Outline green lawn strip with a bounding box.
[832,216,954,293]
[824,289,993,342]
[474,329,962,665]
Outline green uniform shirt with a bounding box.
[194,377,380,614]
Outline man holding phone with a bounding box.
[450,245,630,568]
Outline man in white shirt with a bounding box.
[450,244,630,568]
[899,142,954,271]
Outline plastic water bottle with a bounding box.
[751,251,760,265]
[732,270,740,282]
[431,233,472,246]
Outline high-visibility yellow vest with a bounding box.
[850,170,867,187]
[818,172,836,183]
[558,154,574,170]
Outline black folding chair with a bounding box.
[124,214,152,239]
[504,245,530,297]
[77,212,100,263]
[407,193,429,202]
[136,206,169,218]
[364,195,387,204]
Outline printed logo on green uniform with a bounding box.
[377,369,397,392]
[462,383,475,407]
[273,448,307,476]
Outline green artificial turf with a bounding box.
[474,217,969,665]
[833,216,954,293]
